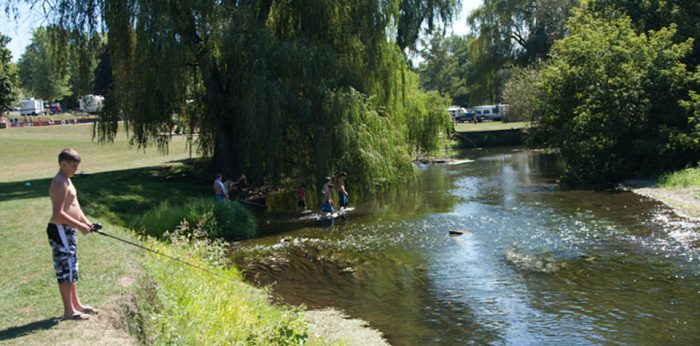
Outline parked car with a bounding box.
[49,102,62,114]
[454,111,478,123]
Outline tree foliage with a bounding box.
[466,0,578,103]
[501,64,542,122]
[17,27,71,101]
[536,8,700,186]
[0,32,18,113]
[30,0,459,193]
[417,32,470,104]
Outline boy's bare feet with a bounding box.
[77,305,99,314]
[61,313,90,321]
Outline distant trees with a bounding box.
[501,64,542,123]
[417,33,469,105]
[466,0,579,103]
[0,33,18,113]
[17,27,71,101]
[16,26,102,106]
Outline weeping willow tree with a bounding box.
[14,0,458,192]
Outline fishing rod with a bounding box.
[91,223,227,280]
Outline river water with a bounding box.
[233,148,700,345]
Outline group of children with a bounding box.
[297,172,348,213]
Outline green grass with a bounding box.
[454,120,530,133]
[0,124,317,345]
[0,123,194,182]
[135,232,308,344]
[658,166,700,188]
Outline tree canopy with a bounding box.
[535,7,700,185]
[13,0,459,192]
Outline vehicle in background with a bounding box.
[79,94,105,113]
[49,102,63,114]
[472,104,509,121]
[454,111,478,123]
[447,106,467,119]
[20,98,44,115]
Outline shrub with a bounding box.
[538,8,700,186]
[203,201,257,241]
[131,198,213,238]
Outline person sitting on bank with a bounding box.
[321,177,334,213]
[213,173,229,201]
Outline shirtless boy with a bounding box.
[48,148,98,321]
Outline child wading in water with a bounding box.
[297,184,307,210]
[48,148,99,321]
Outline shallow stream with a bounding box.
[233,148,700,345]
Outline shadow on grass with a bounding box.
[0,165,211,226]
[0,318,59,342]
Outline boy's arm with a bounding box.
[50,181,93,233]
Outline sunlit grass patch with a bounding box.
[135,229,308,345]
[658,166,700,188]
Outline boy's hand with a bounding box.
[79,222,93,235]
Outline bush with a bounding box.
[133,198,257,241]
[130,198,212,238]
[537,8,700,186]
[203,201,257,241]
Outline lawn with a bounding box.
[0,124,207,344]
[454,120,530,133]
[0,123,194,182]
[0,124,318,345]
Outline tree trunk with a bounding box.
[198,52,243,176]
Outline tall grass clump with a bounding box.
[131,198,258,240]
[658,166,700,188]
[134,226,308,344]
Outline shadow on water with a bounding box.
[0,318,59,342]
[233,148,700,345]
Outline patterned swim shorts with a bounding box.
[47,223,79,284]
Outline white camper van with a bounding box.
[472,104,508,121]
[79,95,105,113]
[20,98,44,115]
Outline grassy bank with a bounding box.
[659,166,700,189]
[454,120,530,133]
[0,124,317,345]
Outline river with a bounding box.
[233,148,700,345]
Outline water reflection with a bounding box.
[234,148,700,345]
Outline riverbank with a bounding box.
[0,124,385,345]
[625,178,700,220]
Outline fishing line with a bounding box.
[91,224,228,280]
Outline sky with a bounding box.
[1,0,482,62]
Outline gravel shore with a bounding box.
[626,180,700,219]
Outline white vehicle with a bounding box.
[79,94,105,113]
[447,106,467,119]
[472,104,508,121]
[20,98,44,115]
